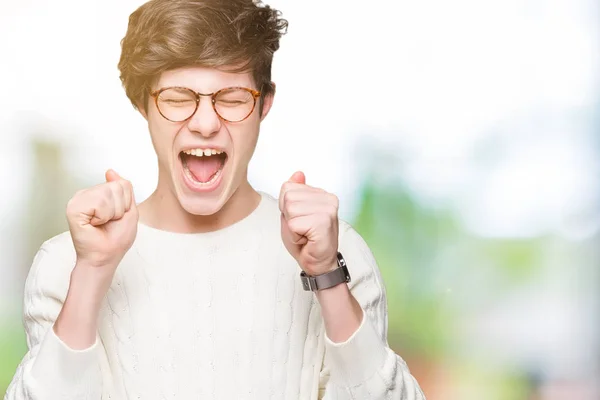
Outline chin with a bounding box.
[174,176,233,216]
[177,196,226,216]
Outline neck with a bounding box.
[138,178,261,234]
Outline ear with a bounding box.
[259,82,276,122]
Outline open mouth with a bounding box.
[179,148,228,186]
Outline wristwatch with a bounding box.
[300,252,351,291]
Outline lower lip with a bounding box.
[180,157,226,193]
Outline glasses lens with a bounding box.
[156,88,197,122]
[214,88,255,122]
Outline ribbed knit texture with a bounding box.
[5,192,425,400]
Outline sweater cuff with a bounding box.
[30,324,101,390]
[324,311,388,387]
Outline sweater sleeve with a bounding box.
[318,221,426,400]
[5,239,103,400]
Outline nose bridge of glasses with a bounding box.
[195,91,216,100]
[190,92,221,122]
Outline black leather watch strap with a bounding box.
[300,252,351,291]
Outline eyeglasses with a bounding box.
[150,86,262,123]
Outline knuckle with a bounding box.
[122,183,133,196]
[329,204,338,217]
[111,181,125,195]
[328,193,339,208]
[66,189,87,213]
[103,185,116,200]
[93,189,111,208]
[122,180,133,194]
[283,190,294,205]
[286,201,299,215]
[98,196,110,210]
[282,182,294,194]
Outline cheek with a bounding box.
[230,122,260,161]
[148,117,180,160]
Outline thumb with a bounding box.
[105,169,122,182]
[288,171,305,185]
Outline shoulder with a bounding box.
[36,230,77,267]
[25,231,76,299]
[337,219,386,294]
[338,219,375,266]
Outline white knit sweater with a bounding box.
[5,192,425,400]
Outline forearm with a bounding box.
[54,262,113,349]
[315,282,363,343]
[5,248,106,399]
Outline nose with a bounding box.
[186,96,221,138]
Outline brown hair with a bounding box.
[118,0,288,114]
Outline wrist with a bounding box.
[300,252,350,292]
[315,279,351,301]
[73,258,117,283]
[70,262,115,307]
[302,258,338,277]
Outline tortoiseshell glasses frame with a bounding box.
[149,86,262,123]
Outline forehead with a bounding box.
[155,66,256,92]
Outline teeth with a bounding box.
[183,148,224,157]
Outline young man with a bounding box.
[6,1,425,399]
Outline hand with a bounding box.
[66,169,139,271]
[279,171,339,276]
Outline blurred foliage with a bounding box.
[352,177,458,359]
[474,238,547,282]
[350,163,552,359]
[25,139,74,267]
[0,324,26,396]
[1,138,75,396]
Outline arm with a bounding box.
[317,221,426,400]
[5,240,104,400]
[6,170,136,399]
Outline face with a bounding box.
[141,66,274,217]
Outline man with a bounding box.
[6,0,425,399]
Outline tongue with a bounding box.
[185,155,223,183]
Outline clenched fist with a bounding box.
[66,169,139,270]
[279,171,340,277]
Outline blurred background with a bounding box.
[1,0,599,398]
